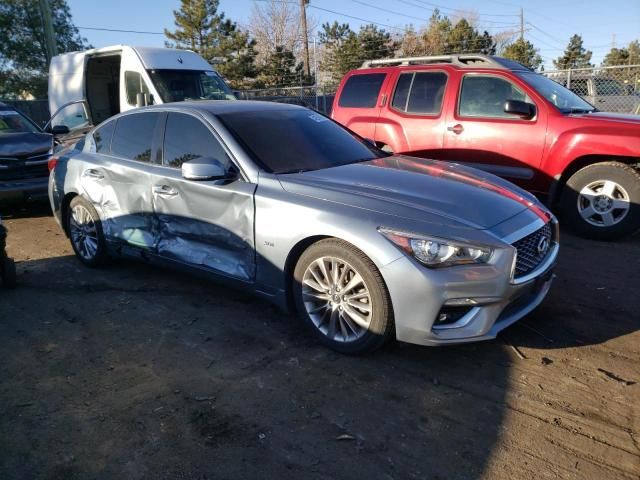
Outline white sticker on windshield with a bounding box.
[308,112,327,123]
[204,71,217,77]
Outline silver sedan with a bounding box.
[49,101,558,354]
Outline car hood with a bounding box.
[277,156,550,230]
[571,111,640,125]
[0,132,53,158]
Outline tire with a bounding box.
[66,196,109,266]
[559,162,640,240]
[292,239,394,354]
[1,256,16,289]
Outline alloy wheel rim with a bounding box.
[577,180,630,227]
[302,256,373,343]
[69,205,99,260]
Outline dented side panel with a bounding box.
[149,167,256,281]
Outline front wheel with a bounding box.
[66,196,109,266]
[560,162,640,240]
[292,239,394,354]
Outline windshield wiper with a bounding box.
[276,168,313,174]
[565,107,595,114]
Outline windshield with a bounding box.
[0,110,40,134]
[217,109,383,174]
[517,72,595,113]
[147,69,236,102]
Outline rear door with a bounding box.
[374,69,448,156]
[331,72,388,140]
[84,111,161,250]
[150,111,256,281]
[442,72,546,191]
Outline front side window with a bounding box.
[147,70,236,102]
[516,72,594,113]
[111,112,159,163]
[163,113,231,169]
[459,75,529,118]
[338,73,386,108]
[0,110,39,134]
[218,108,383,174]
[93,121,115,153]
[125,71,151,106]
[392,72,447,114]
[51,102,90,130]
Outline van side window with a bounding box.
[338,73,386,108]
[459,75,529,118]
[93,121,115,154]
[125,71,151,106]
[163,113,231,169]
[111,112,159,163]
[392,72,447,114]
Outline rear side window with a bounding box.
[392,72,447,114]
[93,121,115,153]
[163,113,231,169]
[111,112,159,163]
[125,71,151,106]
[338,73,386,108]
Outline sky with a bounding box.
[66,0,640,69]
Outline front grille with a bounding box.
[0,153,50,181]
[512,222,553,278]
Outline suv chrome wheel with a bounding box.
[578,179,630,227]
[69,204,99,261]
[302,256,372,343]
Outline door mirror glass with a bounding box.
[503,99,536,119]
[51,124,70,135]
[181,157,229,181]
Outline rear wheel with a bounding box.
[66,196,109,266]
[560,162,640,240]
[292,239,394,354]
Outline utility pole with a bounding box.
[519,7,524,41]
[39,0,58,65]
[300,0,311,78]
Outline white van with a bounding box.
[47,45,235,137]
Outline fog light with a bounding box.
[434,306,473,326]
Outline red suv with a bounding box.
[332,55,640,240]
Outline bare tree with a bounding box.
[248,0,316,67]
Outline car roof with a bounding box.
[132,100,306,116]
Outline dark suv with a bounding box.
[332,55,640,240]
[0,102,53,208]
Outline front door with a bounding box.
[443,73,547,192]
[150,112,256,281]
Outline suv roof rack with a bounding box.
[361,54,527,70]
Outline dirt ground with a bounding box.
[0,204,638,480]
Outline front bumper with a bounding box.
[0,176,49,204]
[381,230,558,347]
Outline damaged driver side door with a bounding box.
[150,112,256,281]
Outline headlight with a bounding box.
[379,228,493,267]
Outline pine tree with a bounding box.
[445,19,495,55]
[164,0,257,88]
[0,0,89,98]
[553,34,593,69]
[256,46,309,87]
[502,38,543,70]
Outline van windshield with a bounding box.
[147,70,236,102]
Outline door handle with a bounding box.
[152,185,179,196]
[447,124,464,135]
[83,168,104,179]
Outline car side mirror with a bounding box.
[504,100,536,119]
[51,125,70,135]
[181,157,231,181]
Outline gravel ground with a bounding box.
[0,205,638,480]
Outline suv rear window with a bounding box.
[338,73,386,108]
[392,72,447,114]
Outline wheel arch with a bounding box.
[550,154,640,205]
[60,191,79,236]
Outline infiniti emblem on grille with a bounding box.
[537,236,550,257]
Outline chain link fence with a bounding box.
[543,64,640,114]
[233,85,336,115]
